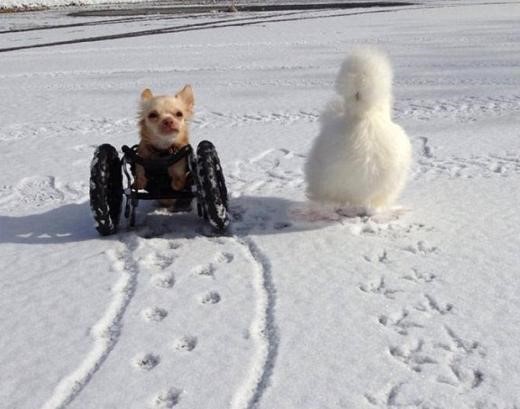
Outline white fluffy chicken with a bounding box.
[305,48,411,213]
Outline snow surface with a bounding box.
[1,0,166,10]
[1,1,520,408]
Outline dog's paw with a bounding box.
[133,175,148,190]
[171,178,185,191]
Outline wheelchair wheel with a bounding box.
[196,141,230,232]
[90,144,123,236]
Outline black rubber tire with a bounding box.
[89,144,123,236]
[196,141,230,232]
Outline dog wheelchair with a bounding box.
[89,140,230,236]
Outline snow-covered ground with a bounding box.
[1,1,520,408]
[1,0,189,10]
[2,0,363,11]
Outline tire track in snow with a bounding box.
[231,237,278,409]
[41,236,141,409]
[0,6,417,54]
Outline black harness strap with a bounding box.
[122,144,192,171]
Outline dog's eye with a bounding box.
[148,111,159,120]
[175,111,183,119]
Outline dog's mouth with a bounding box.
[151,132,178,150]
[160,124,179,135]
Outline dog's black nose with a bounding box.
[162,117,174,127]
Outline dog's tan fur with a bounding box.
[135,85,194,205]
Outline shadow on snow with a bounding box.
[0,196,333,244]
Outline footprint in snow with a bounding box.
[401,267,436,284]
[378,309,424,336]
[152,274,175,289]
[200,291,221,304]
[192,264,216,277]
[142,253,175,270]
[403,240,439,255]
[193,251,235,278]
[151,387,182,408]
[358,277,401,299]
[173,335,198,352]
[169,242,182,250]
[214,251,234,264]
[141,307,168,322]
[388,339,437,373]
[132,353,160,371]
[415,294,454,315]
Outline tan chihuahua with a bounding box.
[135,85,194,199]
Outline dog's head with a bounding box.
[138,85,194,150]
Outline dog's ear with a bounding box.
[176,85,194,111]
[141,88,154,101]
